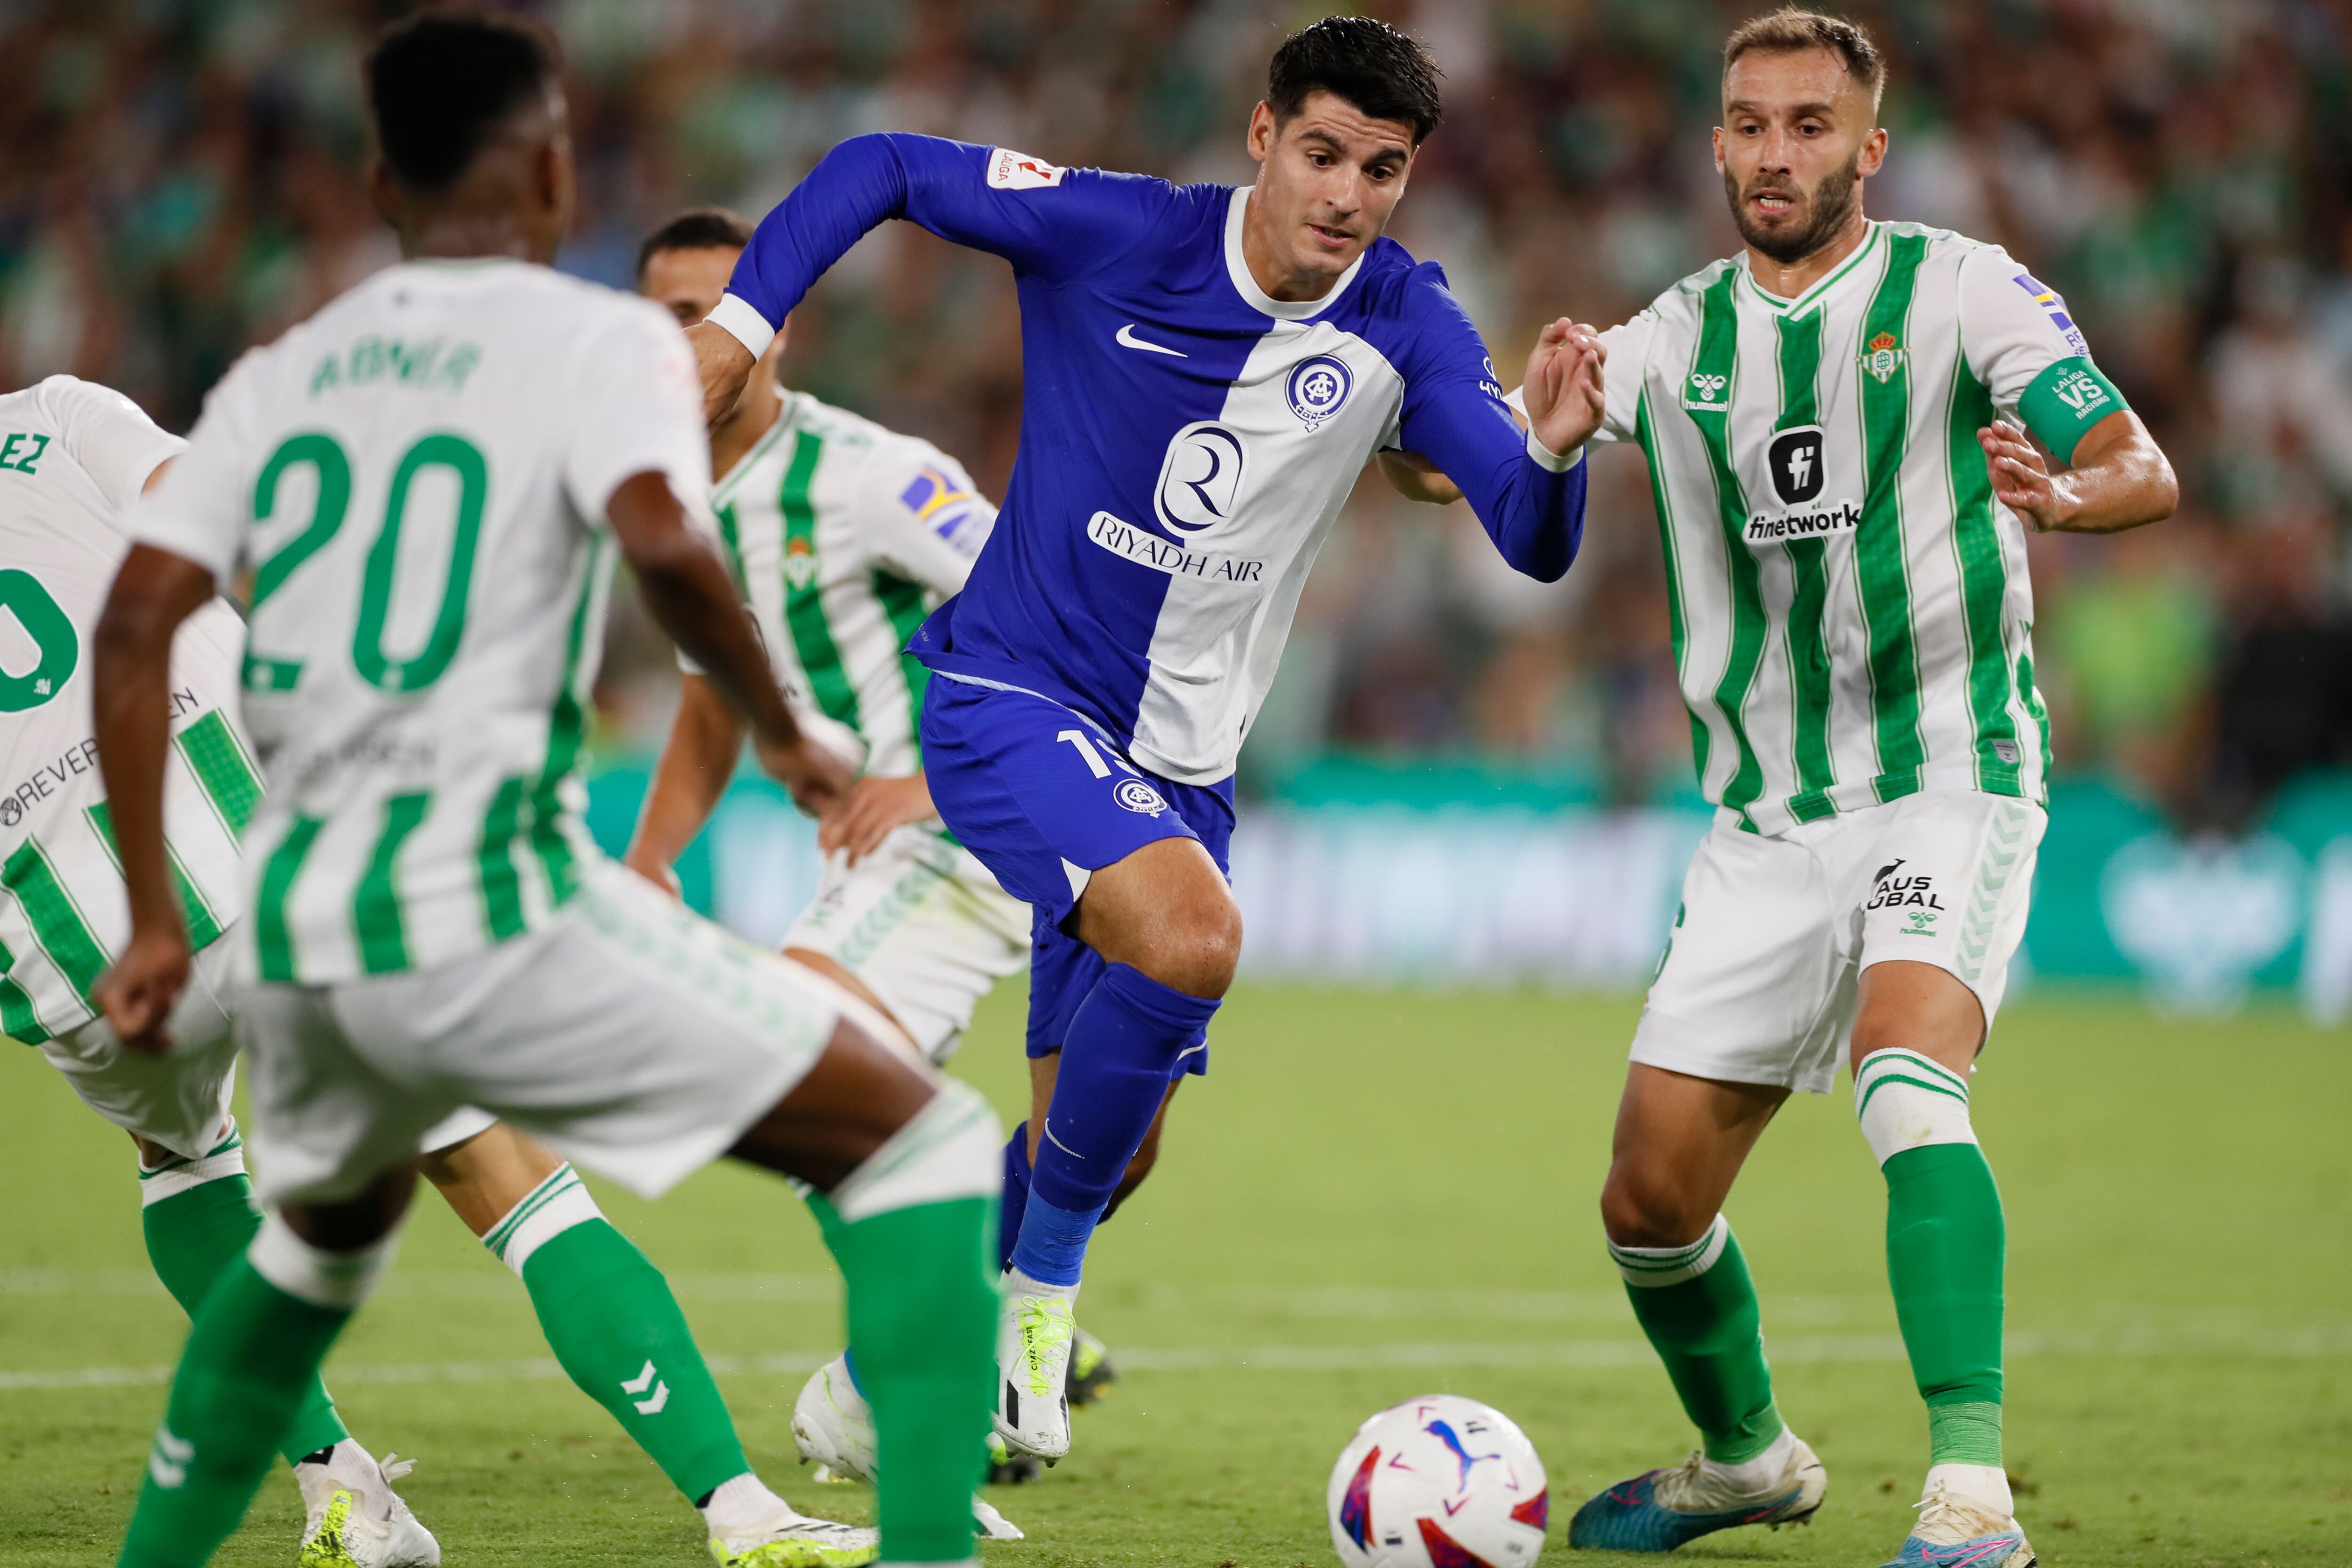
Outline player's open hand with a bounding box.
[1521,318,1606,461]
[818,774,936,867]
[1980,422,2073,531]
[687,320,756,428]
[756,730,858,819]
[92,925,191,1056]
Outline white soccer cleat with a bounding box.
[1878,1477,2035,1568]
[790,1354,1026,1542]
[793,1355,879,1486]
[1568,1433,1827,1552]
[993,1271,1077,1462]
[294,1442,441,1568]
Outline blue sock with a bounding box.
[1011,963,1219,1288]
[998,1126,1033,1274]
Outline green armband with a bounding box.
[2017,356,2128,460]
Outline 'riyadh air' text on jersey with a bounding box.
[1587,222,2129,835]
[133,260,711,986]
[709,390,994,776]
[713,135,1587,785]
[0,376,255,1041]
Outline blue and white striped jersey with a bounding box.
[713,135,1587,785]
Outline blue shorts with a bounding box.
[919,674,1232,1075]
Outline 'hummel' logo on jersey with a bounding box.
[1115,324,1186,358]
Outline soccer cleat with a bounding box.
[792,1355,878,1485]
[294,1443,441,1568]
[705,1515,880,1568]
[1877,1479,2035,1568]
[987,1432,1043,1486]
[993,1281,1075,1461]
[1064,1325,1118,1407]
[789,1354,1027,1540]
[1567,1435,1826,1552]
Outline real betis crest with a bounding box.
[1858,331,1907,384]
[783,536,820,589]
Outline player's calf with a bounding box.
[1853,1045,2016,1536]
[119,1167,419,1568]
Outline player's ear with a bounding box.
[1857,124,1889,179]
[1710,124,1726,172]
[363,156,405,237]
[1246,100,1276,166]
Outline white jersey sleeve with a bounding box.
[560,304,714,525]
[129,360,264,591]
[854,446,996,597]
[1956,245,2130,461]
[30,377,184,515]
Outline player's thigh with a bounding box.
[341,859,856,1201]
[784,828,1030,1064]
[1843,791,2046,1050]
[1630,822,1850,1094]
[37,936,242,1162]
[918,675,1211,931]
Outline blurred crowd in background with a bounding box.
[5,0,2351,830]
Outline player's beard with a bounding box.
[1724,150,1862,265]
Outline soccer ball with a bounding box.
[1327,1394,1549,1568]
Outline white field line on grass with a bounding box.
[5,1325,2349,1394]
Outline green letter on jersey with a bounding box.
[354,434,487,693]
[0,570,78,713]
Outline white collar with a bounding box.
[1222,186,1367,321]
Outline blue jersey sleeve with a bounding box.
[1392,267,1586,583]
[725,134,1174,331]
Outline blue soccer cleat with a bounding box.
[1877,1481,2035,1568]
[1568,1437,1826,1552]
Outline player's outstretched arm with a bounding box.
[622,672,743,896]
[90,544,215,1052]
[1980,410,2177,534]
[605,470,854,813]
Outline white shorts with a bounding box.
[782,825,1029,1064]
[38,937,242,1161]
[1631,790,2044,1095]
[239,858,846,1205]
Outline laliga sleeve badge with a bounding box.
[987,148,1065,190]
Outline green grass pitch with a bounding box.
[3,985,2347,1567]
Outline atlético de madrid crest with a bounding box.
[1858,331,1907,384]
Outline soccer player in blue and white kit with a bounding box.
[691,17,1608,1463]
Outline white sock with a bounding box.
[1702,1426,1796,1495]
[1924,1461,2013,1517]
[699,1472,800,1538]
[1003,1266,1079,1306]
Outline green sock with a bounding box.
[1610,1215,1785,1463]
[1884,1142,2005,1467]
[811,1192,996,1561]
[117,1258,353,1568]
[137,1133,349,1466]
[484,1162,747,1502]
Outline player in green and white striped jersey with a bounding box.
[0,373,443,1566]
[623,210,1030,1071]
[87,17,1003,1568]
[1394,14,2177,1567]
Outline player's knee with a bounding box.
[1599,1161,1715,1250]
[1151,887,1243,998]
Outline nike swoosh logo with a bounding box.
[1115,323,1187,357]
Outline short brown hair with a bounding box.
[1724,8,1885,110]
[637,206,755,281]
